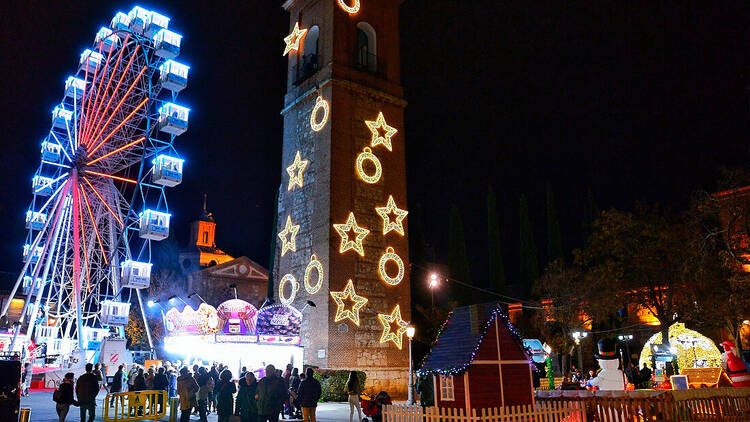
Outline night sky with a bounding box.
[1,1,749,289]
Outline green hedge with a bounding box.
[311,369,366,402]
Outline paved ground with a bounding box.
[20,391,354,422]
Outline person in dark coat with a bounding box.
[215,369,237,422]
[288,368,301,418]
[76,363,100,422]
[257,365,288,422]
[154,367,170,413]
[133,368,147,391]
[53,372,76,422]
[177,367,199,422]
[236,372,258,422]
[208,364,220,412]
[639,363,653,389]
[109,365,124,407]
[296,368,321,422]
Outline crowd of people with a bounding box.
[51,360,324,422]
[558,362,654,390]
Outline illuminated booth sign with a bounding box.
[256,305,302,345]
[164,303,219,336]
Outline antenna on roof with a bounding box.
[202,193,207,213]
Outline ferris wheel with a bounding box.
[1,6,190,356]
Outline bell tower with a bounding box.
[276,0,410,395]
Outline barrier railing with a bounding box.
[103,390,168,422]
[383,402,586,422]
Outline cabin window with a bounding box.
[439,375,454,401]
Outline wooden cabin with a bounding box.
[419,303,534,410]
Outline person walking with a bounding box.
[215,369,237,422]
[53,372,76,422]
[196,367,213,422]
[109,365,125,407]
[127,365,138,391]
[288,368,301,418]
[154,367,170,413]
[297,368,321,422]
[346,371,362,422]
[257,364,288,422]
[236,372,258,422]
[145,367,155,390]
[208,364,220,412]
[168,368,178,398]
[75,363,100,422]
[177,367,199,422]
[93,363,105,393]
[21,362,32,396]
[133,368,147,391]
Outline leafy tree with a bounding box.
[448,204,473,304]
[546,182,563,264]
[487,186,506,294]
[519,194,539,296]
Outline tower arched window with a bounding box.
[356,22,377,73]
[295,25,320,84]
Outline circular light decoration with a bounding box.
[638,322,722,370]
[279,273,300,306]
[310,96,330,132]
[355,147,382,184]
[304,254,324,294]
[378,247,404,286]
[337,0,360,14]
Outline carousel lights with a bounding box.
[286,150,309,191]
[337,0,360,14]
[278,273,300,306]
[330,279,368,326]
[333,212,370,256]
[378,247,404,286]
[304,254,324,294]
[365,111,397,151]
[283,22,308,56]
[355,147,382,184]
[278,215,300,256]
[310,96,330,132]
[375,195,408,236]
[378,304,409,349]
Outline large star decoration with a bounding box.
[286,151,309,191]
[278,215,300,256]
[375,195,408,236]
[378,304,409,349]
[333,212,370,256]
[330,279,369,326]
[283,22,308,56]
[365,111,398,151]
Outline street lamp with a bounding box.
[406,325,416,405]
[618,334,634,364]
[187,292,207,304]
[167,295,190,307]
[428,273,439,308]
[571,331,588,371]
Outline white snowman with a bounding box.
[588,338,625,391]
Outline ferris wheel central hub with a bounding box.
[73,146,89,171]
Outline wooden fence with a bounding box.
[535,387,750,422]
[383,402,586,422]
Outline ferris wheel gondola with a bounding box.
[1,6,191,358]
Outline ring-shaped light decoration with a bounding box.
[304,254,325,294]
[279,273,300,306]
[337,0,360,14]
[310,96,330,132]
[355,147,382,184]
[378,247,404,286]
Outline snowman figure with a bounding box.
[588,338,625,391]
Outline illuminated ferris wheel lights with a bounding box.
[111,12,131,32]
[157,103,190,135]
[51,106,72,129]
[144,11,170,38]
[79,49,103,73]
[94,27,118,52]
[41,141,63,162]
[86,136,145,166]
[25,211,47,230]
[151,155,184,187]
[120,260,153,289]
[81,176,124,228]
[127,6,151,34]
[159,60,189,92]
[154,29,182,59]
[64,77,86,100]
[138,209,171,241]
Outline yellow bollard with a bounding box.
[18,408,31,422]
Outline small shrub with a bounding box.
[311,369,366,402]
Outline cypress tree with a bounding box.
[448,204,473,305]
[546,182,563,263]
[519,194,539,295]
[487,185,506,294]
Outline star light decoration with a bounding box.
[330,279,369,326]
[333,212,370,256]
[375,195,408,236]
[378,304,409,349]
[286,151,309,191]
[278,215,300,256]
[365,111,398,151]
[283,22,308,56]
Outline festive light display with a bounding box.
[378,247,404,286]
[355,147,382,184]
[417,303,529,376]
[638,322,722,370]
[286,150,309,191]
[375,195,408,236]
[310,96,330,132]
[365,111,398,151]
[333,212,370,256]
[278,215,300,256]
[337,0,360,14]
[283,22,308,56]
[304,253,324,294]
[378,304,409,349]
[279,273,300,306]
[330,279,368,326]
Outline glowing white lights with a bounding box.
[337,0,361,14]
[378,304,409,349]
[310,96,330,132]
[375,195,408,236]
[333,212,370,256]
[283,22,308,56]
[279,273,300,306]
[330,279,368,326]
[365,111,398,151]
[304,254,324,295]
[355,147,382,184]
[278,215,300,256]
[286,151,309,191]
[378,247,404,286]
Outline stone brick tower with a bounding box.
[276,0,410,395]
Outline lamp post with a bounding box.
[187,292,207,304]
[618,334,634,364]
[571,331,588,372]
[428,273,438,308]
[406,325,416,405]
[167,295,190,307]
